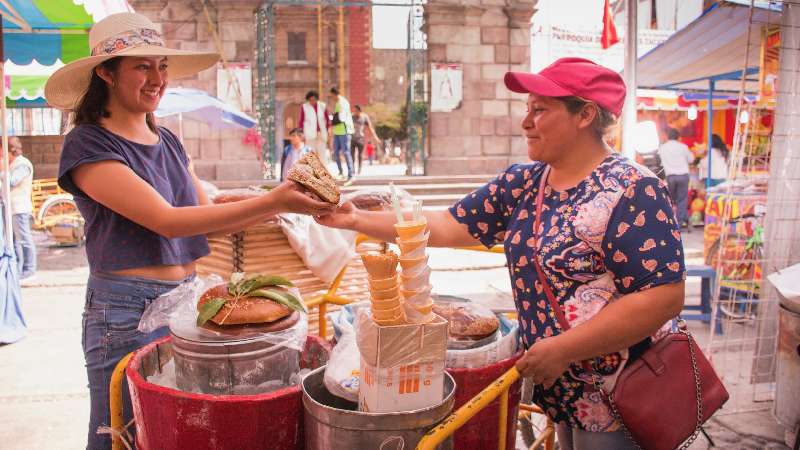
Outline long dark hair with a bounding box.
[711,134,729,161]
[72,57,158,133]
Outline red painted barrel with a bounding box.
[127,335,331,450]
[446,351,524,450]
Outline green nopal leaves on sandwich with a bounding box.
[249,288,305,313]
[197,297,228,326]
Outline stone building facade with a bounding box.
[23,0,535,181]
[129,0,374,181]
[424,0,534,175]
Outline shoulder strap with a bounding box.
[532,167,599,377]
[532,166,571,332]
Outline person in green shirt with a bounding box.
[327,87,355,182]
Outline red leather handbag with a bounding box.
[531,167,729,450]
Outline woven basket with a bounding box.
[196,221,376,337]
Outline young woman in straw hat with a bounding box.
[320,58,686,449]
[45,12,334,450]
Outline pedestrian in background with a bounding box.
[699,133,729,188]
[3,136,37,282]
[657,127,694,230]
[298,90,331,164]
[351,105,378,175]
[327,87,355,183]
[280,128,312,181]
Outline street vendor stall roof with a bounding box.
[636,0,781,93]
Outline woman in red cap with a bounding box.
[319,58,685,449]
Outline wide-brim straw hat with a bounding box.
[44,12,219,111]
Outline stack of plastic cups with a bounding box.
[361,251,406,325]
[394,214,435,324]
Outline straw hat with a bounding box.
[44,12,219,111]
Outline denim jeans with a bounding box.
[83,272,188,450]
[333,134,354,178]
[12,213,36,278]
[666,174,690,225]
[556,423,638,450]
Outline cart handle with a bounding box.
[110,352,134,450]
[416,367,520,450]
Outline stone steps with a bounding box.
[213,175,492,209]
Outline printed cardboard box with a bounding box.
[356,312,448,412]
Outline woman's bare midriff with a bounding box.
[109,261,197,281]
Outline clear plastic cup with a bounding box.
[397,231,430,257]
[400,266,431,290]
[402,284,432,304]
[399,254,429,272]
[394,218,428,241]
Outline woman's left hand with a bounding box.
[515,337,571,388]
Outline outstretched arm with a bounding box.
[316,202,480,248]
[72,160,334,239]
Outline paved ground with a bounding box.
[0,225,793,449]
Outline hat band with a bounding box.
[91,28,164,57]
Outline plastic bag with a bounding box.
[323,317,360,402]
[138,273,309,352]
[344,187,415,211]
[331,299,520,369]
[432,301,500,339]
[444,316,518,369]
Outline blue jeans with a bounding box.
[666,174,690,225]
[12,213,36,279]
[83,272,188,450]
[333,134,354,178]
[556,423,637,450]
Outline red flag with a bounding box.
[601,0,619,49]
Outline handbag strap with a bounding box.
[531,168,595,375]
[532,166,572,332]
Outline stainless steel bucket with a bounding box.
[775,305,800,433]
[302,366,455,450]
[170,313,302,395]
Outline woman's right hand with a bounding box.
[315,201,358,230]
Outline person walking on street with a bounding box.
[44,13,334,450]
[328,87,355,183]
[351,105,378,175]
[298,90,331,164]
[280,128,313,181]
[657,127,693,230]
[3,136,37,282]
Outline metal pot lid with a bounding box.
[169,310,301,344]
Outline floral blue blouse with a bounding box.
[449,154,686,431]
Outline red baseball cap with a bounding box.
[504,57,626,116]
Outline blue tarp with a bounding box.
[0,204,25,344]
